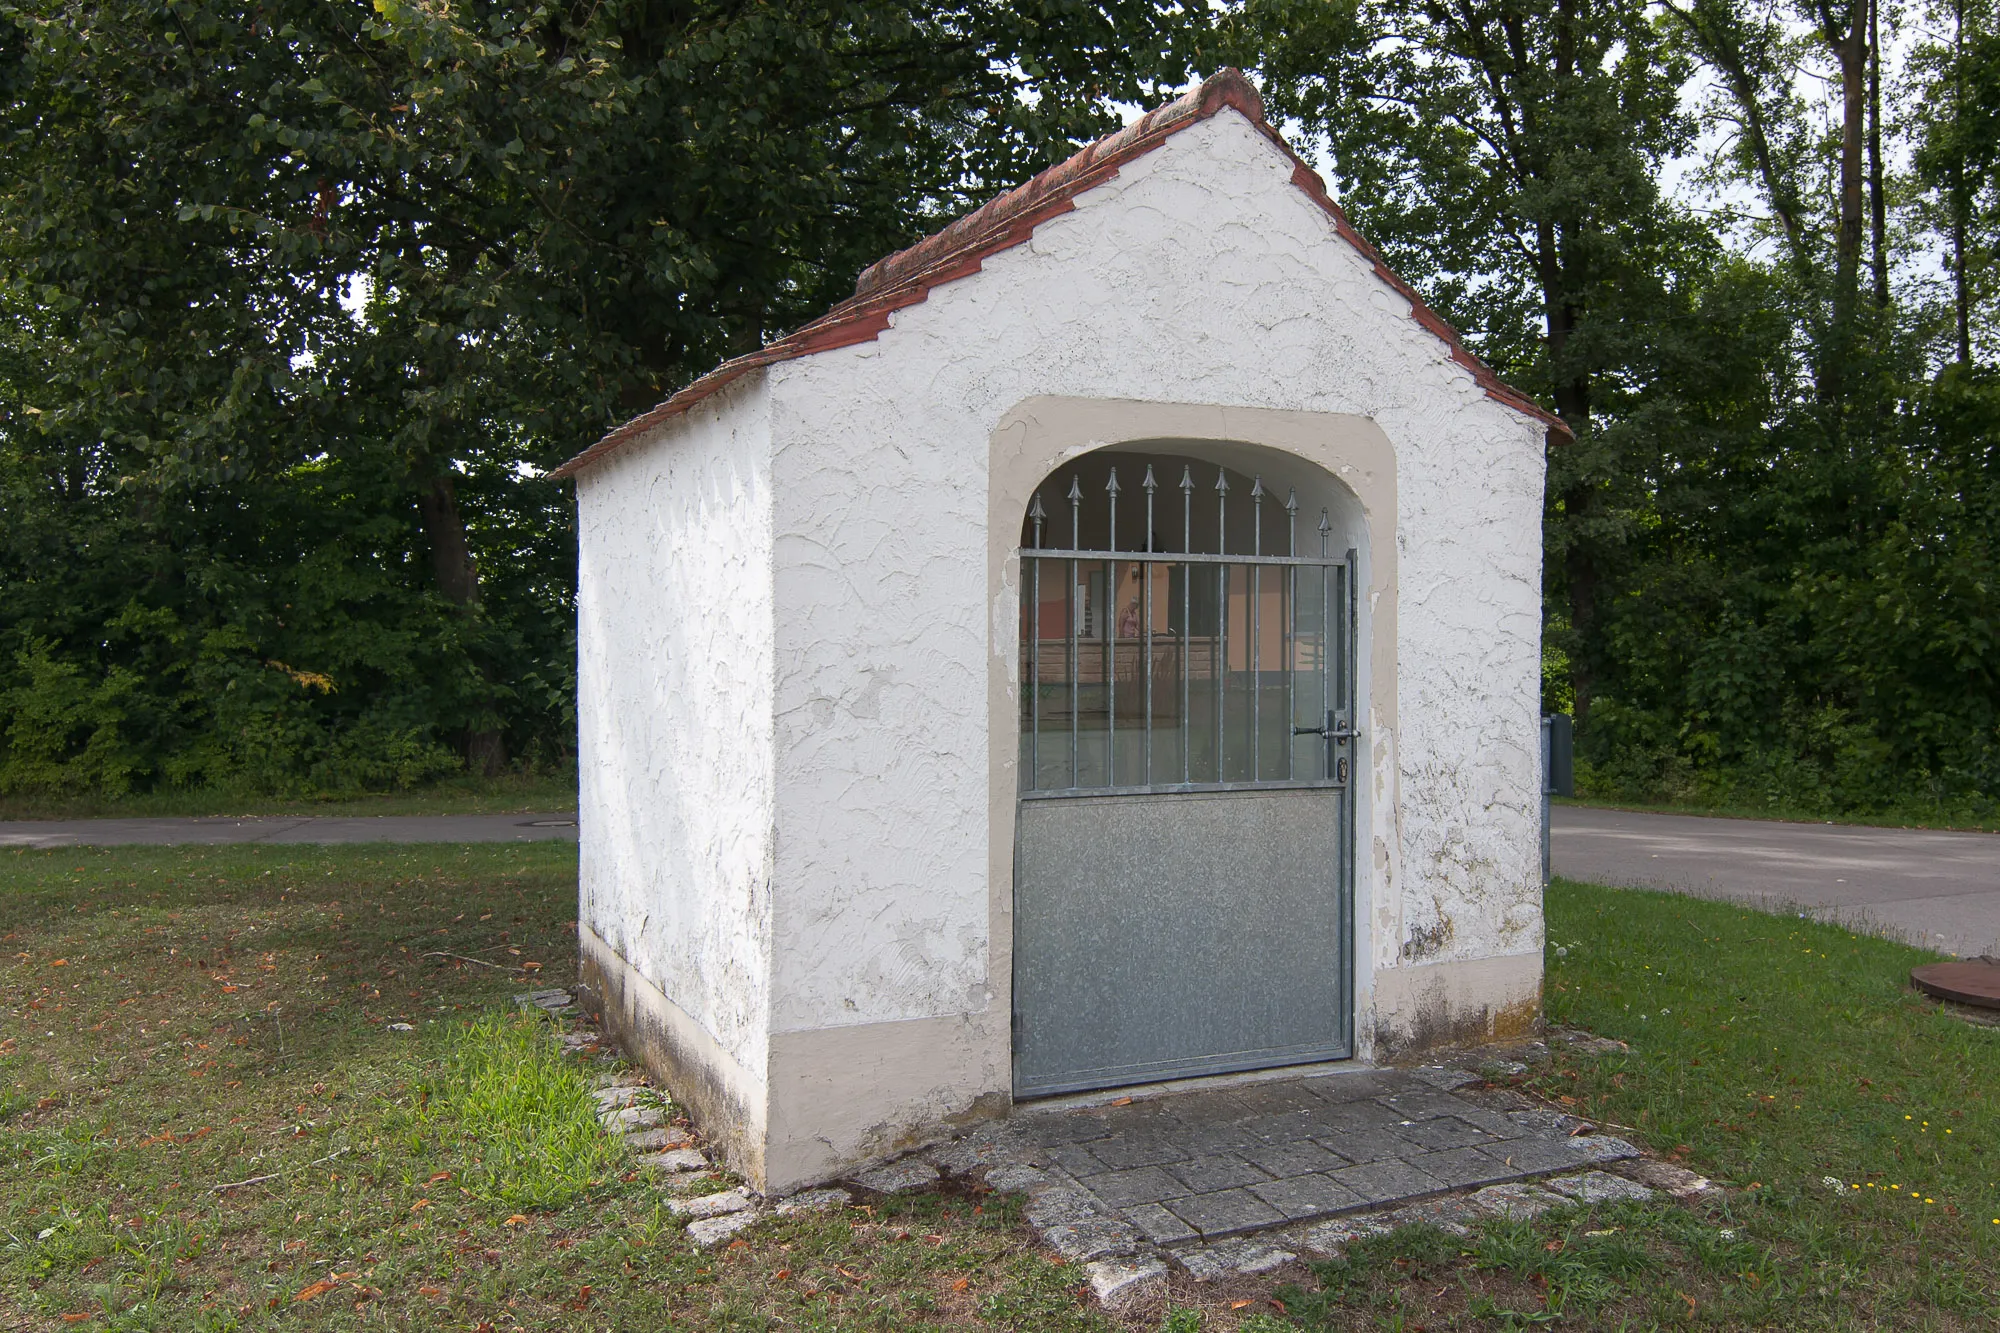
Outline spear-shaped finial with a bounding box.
[1068,475,1083,549]
[1318,508,1332,558]
[1028,491,1046,549]
[1250,477,1266,557]
[1105,467,1120,550]
[1142,465,1158,493]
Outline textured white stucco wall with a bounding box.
[576,103,1546,1189]
[575,374,776,1099]
[763,106,1544,1050]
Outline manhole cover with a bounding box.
[523,819,577,827]
[1911,958,2000,1010]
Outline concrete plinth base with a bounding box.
[579,927,1008,1194]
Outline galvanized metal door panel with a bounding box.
[1013,787,1351,1097]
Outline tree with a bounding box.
[1914,0,2000,362]
[0,0,1204,794]
[1233,0,1700,722]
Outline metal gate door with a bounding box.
[1013,460,1357,1097]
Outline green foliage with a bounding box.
[1570,359,2000,817]
[1240,0,2000,817]
[1,0,1994,807]
[0,0,1201,799]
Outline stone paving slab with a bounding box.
[959,1065,1650,1251]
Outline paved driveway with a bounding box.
[0,813,580,848]
[1552,804,2000,958]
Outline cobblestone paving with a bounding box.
[900,1061,1684,1309]
[953,1066,1638,1246]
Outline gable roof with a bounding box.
[552,69,1568,481]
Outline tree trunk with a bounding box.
[417,473,481,608]
[1955,0,1973,363]
[1831,3,1868,329]
[1541,216,1598,722]
[1868,0,1888,307]
[1664,0,1812,272]
[415,472,506,776]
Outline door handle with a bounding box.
[1292,713,1357,740]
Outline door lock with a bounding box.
[1293,711,1355,784]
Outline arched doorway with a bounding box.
[1012,442,1361,1096]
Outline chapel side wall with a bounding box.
[573,375,777,1176]
[1365,391,1547,1056]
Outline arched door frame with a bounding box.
[985,397,1400,1095]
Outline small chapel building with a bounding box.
[552,70,1568,1195]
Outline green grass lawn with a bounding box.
[1527,876,2000,1325]
[4,848,1996,1330]
[0,771,579,822]
[0,844,1095,1331]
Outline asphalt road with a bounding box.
[0,813,579,848]
[1552,804,2000,958]
[7,804,1994,958]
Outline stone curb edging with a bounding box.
[544,990,874,1251]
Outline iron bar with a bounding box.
[1029,492,1045,788]
[1339,546,1359,1054]
[1018,551,1341,570]
[1142,466,1157,786]
[1345,547,1359,772]
[1069,476,1082,789]
[1011,548,1339,567]
[1020,777,1346,802]
[1319,509,1332,780]
[1180,467,1193,786]
[1285,488,1298,781]
[1105,469,1119,785]
[1215,468,1229,784]
[1251,477,1263,781]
